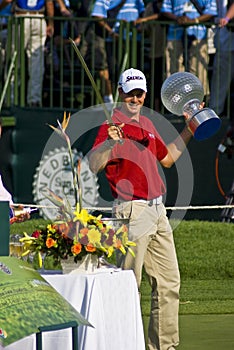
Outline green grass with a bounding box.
[178,314,234,350]
[138,220,234,349]
[139,220,234,318]
[173,220,234,279]
[141,278,234,316]
[10,218,51,235]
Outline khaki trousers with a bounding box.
[166,38,209,96]
[114,201,180,350]
[11,15,47,105]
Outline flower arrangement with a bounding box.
[20,210,134,268]
[20,112,135,268]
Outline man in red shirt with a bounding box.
[89,68,197,350]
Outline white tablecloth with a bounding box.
[4,269,145,350]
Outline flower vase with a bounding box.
[61,254,99,274]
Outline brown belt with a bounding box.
[15,10,44,15]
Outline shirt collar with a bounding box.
[112,108,141,125]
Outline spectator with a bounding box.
[81,0,145,105]
[53,0,81,47]
[80,0,115,105]
[161,0,217,97]
[209,0,234,117]
[73,0,93,38]
[10,0,54,107]
[135,0,166,111]
[43,0,80,92]
[220,0,234,26]
[0,0,12,89]
[105,0,145,84]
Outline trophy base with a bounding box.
[187,108,221,141]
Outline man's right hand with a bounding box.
[108,123,125,141]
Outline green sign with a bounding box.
[0,257,91,346]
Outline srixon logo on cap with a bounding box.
[126,75,143,82]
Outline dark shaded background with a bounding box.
[0,107,233,221]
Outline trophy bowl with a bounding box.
[161,72,221,141]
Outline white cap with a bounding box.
[118,68,147,93]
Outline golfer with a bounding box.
[89,68,203,350]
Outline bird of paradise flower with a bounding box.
[46,111,83,217]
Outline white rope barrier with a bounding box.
[165,205,233,210]
[14,203,234,211]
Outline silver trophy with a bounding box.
[161,72,221,141]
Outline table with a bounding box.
[3,270,145,350]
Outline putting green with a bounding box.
[179,314,234,349]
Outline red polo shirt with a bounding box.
[92,109,168,201]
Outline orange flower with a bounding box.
[46,237,56,248]
[57,222,70,237]
[122,225,128,232]
[80,227,89,235]
[85,243,96,253]
[71,242,82,255]
[115,238,122,249]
